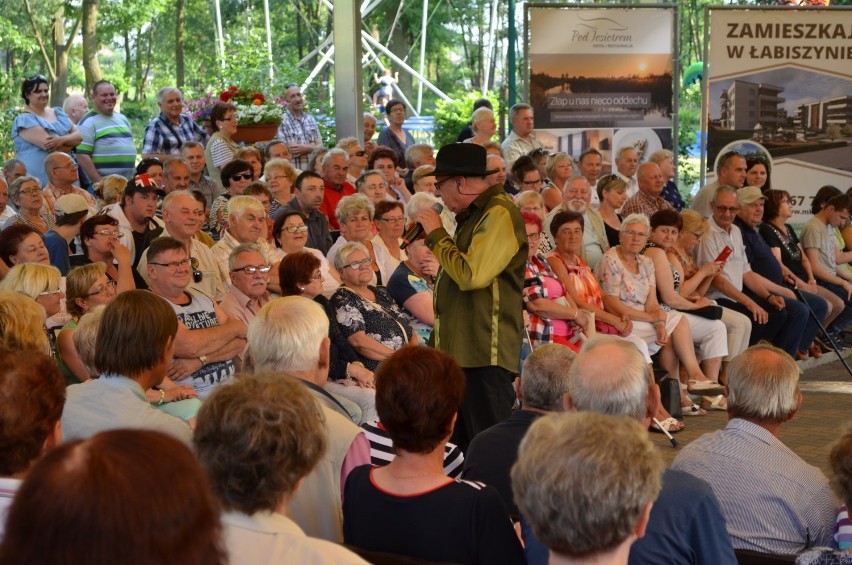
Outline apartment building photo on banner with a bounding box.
[703,6,852,225]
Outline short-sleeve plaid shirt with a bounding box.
[141,113,209,156]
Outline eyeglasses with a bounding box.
[231,173,253,181]
[623,230,649,238]
[521,178,543,187]
[527,232,542,241]
[231,265,271,275]
[343,258,372,270]
[53,163,78,171]
[150,258,191,270]
[378,216,405,224]
[94,230,121,237]
[18,188,41,197]
[84,279,117,297]
[352,150,367,157]
[220,116,238,122]
[39,287,63,296]
[282,225,308,233]
[714,205,740,214]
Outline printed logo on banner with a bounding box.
[527,6,676,179]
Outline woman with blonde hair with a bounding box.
[262,158,297,217]
[542,153,574,212]
[0,290,51,354]
[93,175,127,208]
[0,263,64,355]
[56,263,116,384]
[235,145,264,180]
[596,174,629,246]
[464,107,497,147]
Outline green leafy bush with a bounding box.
[433,90,501,149]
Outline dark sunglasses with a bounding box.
[230,172,253,181]
[190,257,203,283]
[353,150,367,157]
[25,75,47,86]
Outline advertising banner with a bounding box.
[703,8,852,223]
[526,5,675,177]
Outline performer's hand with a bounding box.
[413,208,443,235]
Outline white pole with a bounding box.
[417,0,428,113]
[214,0,225,71]
[263,0,274,80]
[483,0,499,96]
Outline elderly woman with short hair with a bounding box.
[595,214,724,410]
[272,209,340,297]
[355,169,389,206]
[330,241,417,371]
[464,106,497,147]
[279,251,378,424]
[386,193,441,343]
[372,200,407,269]
[4,176,55,233]
[326,194,395,286]
[263,158,297,217]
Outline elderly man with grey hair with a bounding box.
[513,411,662,565]
[211,195,279,291]
[614,145,640,198]
[501,103,543,168]
[672,343,837,555]
[248,296,370,543]
[462,344,576,517]
[543,175,609,268]
[62,94,89,125]
[520,335,737,565]
[142,86,209,162]
[319,148,356,232]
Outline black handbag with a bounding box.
[657,376,683,420]
[684,305,723,320]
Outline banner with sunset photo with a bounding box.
[525,4,676,174]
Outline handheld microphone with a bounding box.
[400,202,443,250]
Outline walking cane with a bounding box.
[792,285,852,378]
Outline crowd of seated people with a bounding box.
[3,75,852,563]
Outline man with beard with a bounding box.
[544,176,609,268]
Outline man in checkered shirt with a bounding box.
[142,87,209,162]
[276,83,323,171]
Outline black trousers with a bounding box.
[451,366,516,452]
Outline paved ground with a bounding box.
[652,349,852,474]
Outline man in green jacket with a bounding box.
[414,143,527,450]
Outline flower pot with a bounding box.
[232,123,279,144]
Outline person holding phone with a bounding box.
[696,186,807,358]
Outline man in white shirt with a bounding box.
[501,103,543,168]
